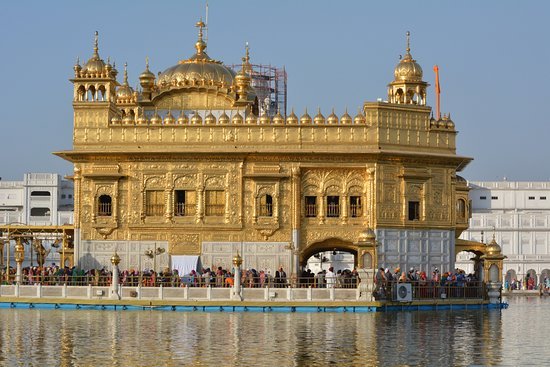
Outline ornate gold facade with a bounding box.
[55,23,473,274]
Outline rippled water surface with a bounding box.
[0,297,548,366]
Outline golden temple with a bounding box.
[53,20,499,279]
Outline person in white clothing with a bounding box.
[326,267,336,288]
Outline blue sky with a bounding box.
[0,0,548,180]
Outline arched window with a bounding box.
[457,199,466,220]
[259,194,273,217]
[98,195,112,216]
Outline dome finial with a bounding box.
[245,42,250,65]
[123,62,129,85]
[195,18,207,55]
[406,31,411,54]
[93,31,99,59]
[145,56,150,70]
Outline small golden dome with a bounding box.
[204,111,216,125]
[259,113,271,125]
[286,109,298,125]
[246,112,258,124]
[446,114,455,129]
[111,115,121,124]
[358,228,376,242]
[486,238,502,256]
[83,32,106,75]
[139,57,155,89]
[218,111,229,125]
[190,111,202,125]
[122,114,134,125]
[73,57,82,76]
[150,109,162,125]
[137,110,148,125]
[393,32,423,82]
[340,109,352,125]
[272,109,284,125]
[354,109,366,124]
[231,110,244,125]
[117,63,134,99]
[327,109,339,125]
[164,110,176,125]
[300,109,312,125]
[313,108,325,125]
[176,110,188,124]
[232,111,243,125]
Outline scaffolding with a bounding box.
[231,63,287,117]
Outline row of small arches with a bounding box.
[111,109,369,126]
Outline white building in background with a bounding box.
[0,173,74,225]
[458,181,550,286]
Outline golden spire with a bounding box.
[195,19,207,55]
[123,62,129,85]
[93,31,100,60]
[402,31,413,61]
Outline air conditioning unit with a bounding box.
[394,283,412,302]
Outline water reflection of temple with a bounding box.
[0,308,507,365]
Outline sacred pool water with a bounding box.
[0,297,546,366]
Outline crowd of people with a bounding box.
[1,264,358,289]
[373,266,482,300]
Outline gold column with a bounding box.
[74,166,82,228]
[15,237,25,284]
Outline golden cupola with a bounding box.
[387,31,429,106]
[81,31,108,77]
[139,57,156,100]
[116,63,135,103]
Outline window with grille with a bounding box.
[259,194,273,217]
[408,201,420,221]
[174,190,196,216]
[205,190,225,216]
[305,196,317,217]
[98,195,112,216]
[326,196,340,217]
[349,196,362,217]
[146,191,164,216]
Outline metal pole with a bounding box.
[6,228,10,282]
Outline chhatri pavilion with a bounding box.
[55,20,497,279]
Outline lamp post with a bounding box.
[14,238,25,284]
[232,252,243,300]
[110,252,121,299]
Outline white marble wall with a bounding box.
[201,241,291,275]
[80,240,169,271]
[376,228,454,273]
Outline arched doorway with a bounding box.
[526,269,537,290]
[540,269,550,288]
[455,250,484,281]
[300,238,357,288]
[505,269,517,290]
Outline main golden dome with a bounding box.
[156,20,236,91]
